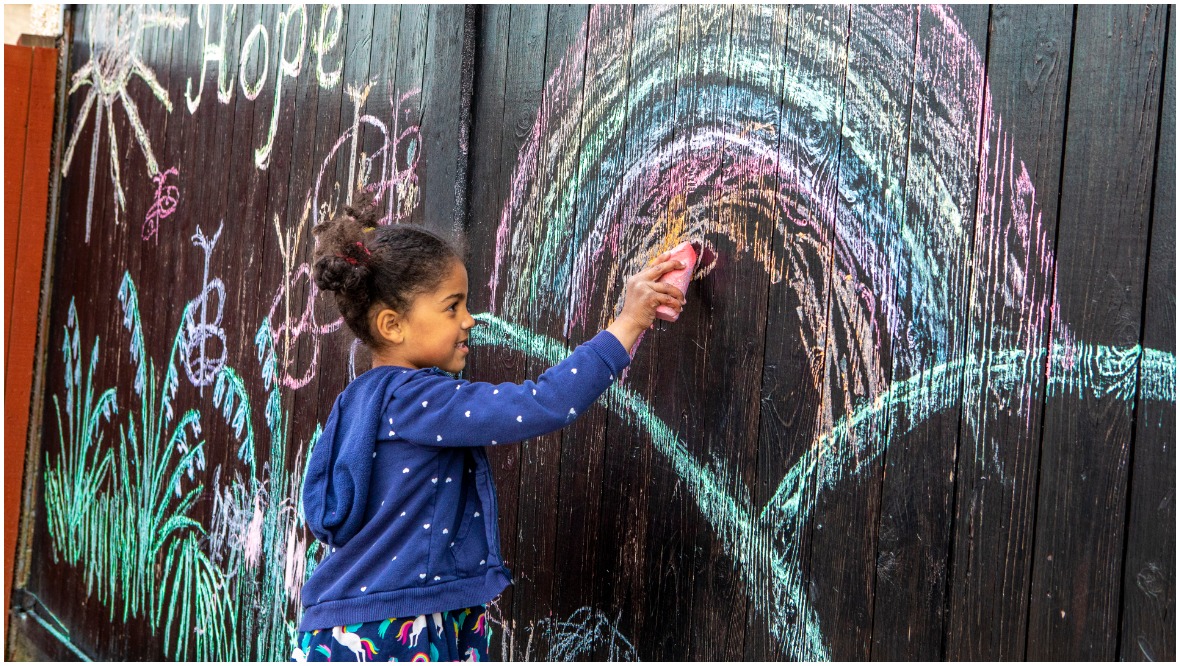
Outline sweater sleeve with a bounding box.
[387,331,632,447]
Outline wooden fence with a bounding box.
[10,4,1174,661]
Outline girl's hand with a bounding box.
[605,251,686,351]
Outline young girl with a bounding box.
[294,197,686,662]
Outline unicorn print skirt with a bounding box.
[292,605,491,662]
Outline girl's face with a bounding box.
[383,259,476,374]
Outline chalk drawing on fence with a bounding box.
[182,5,349,167]
[180,221,227,392]
[44,272,325,660]
[60,5,188,242]
[485,601,638,662]
[141,165,179,241]
[267,84,422,391]
[40,4,1177,662]
[480,4,1177,660]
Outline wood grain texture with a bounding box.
[4,45,33,351]
[4,42,58,646]
[945,5,1074,659]
[1119,7,1175,663]
[805,6,916,660]
[14,4,1174,661]
[1027,4,1167,660]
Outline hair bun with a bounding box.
[313,254,371,293]
[312,200,374,293]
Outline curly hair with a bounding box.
[311,190,460,348]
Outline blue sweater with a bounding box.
[299,331,632,630]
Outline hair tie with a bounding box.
[355,241,371,257]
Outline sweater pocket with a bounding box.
[446,476,487,575]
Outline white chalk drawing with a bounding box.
[181,221,227,392]
[185,5,347,160]
[485,602,639,662]
[185,4,238,113]
[266,83,422,390]
[60,5,188,242]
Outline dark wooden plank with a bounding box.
[944,5,1074,659]
[551,6,634,640]
[585,5,682,660]
[391,5,431,230]
[459,5,524,656]
[420,4,473,238]
[357,3,399,189]
[747,5,851,661]
[213,5,284,658]
[1119,7,1175,662]
[1027,4,1168,660]
[487,5,556,657]
[627,5,747,661]
[688,3,785,661]
[797,5,917,661]
[36,3,115,656]
[507,5,589,655]
[869,5,990,660]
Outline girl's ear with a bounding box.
[373,307,404,345]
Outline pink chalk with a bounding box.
[655,241,699,322]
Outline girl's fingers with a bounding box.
[648,250,673,266]
[649,281,686,302]
[654,294,683,311]
[637,259,685,280]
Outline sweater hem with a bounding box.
[297,566,512,631]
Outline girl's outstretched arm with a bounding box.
[384,331,630,447]
[385,255,686,448]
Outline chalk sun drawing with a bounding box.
[60,5,188,242]
[479,5,1176,660]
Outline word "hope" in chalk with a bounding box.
[184,4,345,170]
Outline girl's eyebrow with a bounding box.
[442,292,465,302]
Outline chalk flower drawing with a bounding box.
[60,5,188,242]
[141,166,179,241]
[180,221,228,392]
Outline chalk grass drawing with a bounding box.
[267,84,422,390]
[43,274,324,661]
[60,5,188,242]
[479,4,1176,660]
[43,302,118,571]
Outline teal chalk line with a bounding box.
[470,312,1175,661]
